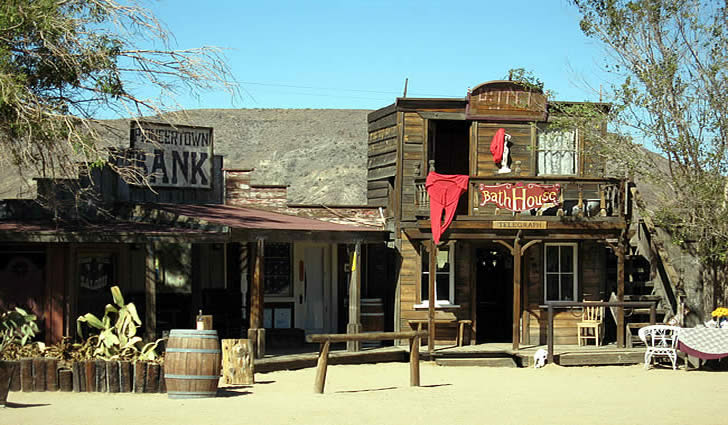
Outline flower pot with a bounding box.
[0,361,17,407]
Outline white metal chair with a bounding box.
[638,325,680,370]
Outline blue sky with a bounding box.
[148,0,611,111]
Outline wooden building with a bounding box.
[0,122,388,356]
[367,80,632,348]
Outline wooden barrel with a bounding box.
[164,329,221,399]
[361,298,385,332]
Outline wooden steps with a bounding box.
[435,357,518,368]
[557,350,644,366]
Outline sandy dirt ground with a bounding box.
[2,362,725,425]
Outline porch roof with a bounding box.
[136,203,390,243]
[0,219,225,243]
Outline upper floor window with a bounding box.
[419,243,455,307]
[544,243,578,302]
[537,128,577,175]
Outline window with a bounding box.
[419,243,455,307]
[537,128,577,175]
[264,243,292,297]
[544,243,578,302]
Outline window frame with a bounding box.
[416,242,457,308]
[543,242,579,303]
[536,127,579,177]
[263,242,293,298]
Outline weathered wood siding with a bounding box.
[467,82,547,121]
[525,240,608,345]
[86,155,224,204]
[397,234,473,345]
[367,105,398,211]
[476,123,534,176]
[401,113,425,222]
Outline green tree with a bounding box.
[570,0,728,311]
[0,0,236,201]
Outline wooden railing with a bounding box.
[414,176,626,219]
[306,331,428,394]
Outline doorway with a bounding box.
[475,245,513,343]
[428,120,470,216]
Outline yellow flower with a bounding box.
[711,307,728,317]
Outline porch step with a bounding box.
[435,357,518,368]
[557,350,644,366]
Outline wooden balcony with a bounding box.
[414,176,627,222]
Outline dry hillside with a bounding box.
[0,109,373,205]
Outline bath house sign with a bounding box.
[478,182,560,212]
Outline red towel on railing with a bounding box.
[425,172,469,244]
[490,128,506,164]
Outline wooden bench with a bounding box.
[407,319,473,347]
[306,331,427,394]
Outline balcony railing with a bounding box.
[414,176,626,219]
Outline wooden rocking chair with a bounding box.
[577,303,605,346]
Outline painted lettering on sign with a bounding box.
[479,182,560,212]
[493,221,548,230]
[130,122,213,189]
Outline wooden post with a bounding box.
[119,361,132,392]
[314,340,330,394]
[409,336,420,387]
[547,304,554,364]
[133,361,146,393]
[428,241,436,353]
[85,360,95,392]
[347,242,362,352]
[145,243,157,341]
[617,231,626,348]
[45,358,58,392]
[32,357,46,392]
[145,363,160,393]
[107,361,119,393]
[248,238,266,359]
[222,339,255,385]
[20,359,32,392]
[512,235,522,351]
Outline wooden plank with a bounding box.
[367,197,389,208]
[368,113,398,132]
[367,103,397,123]
[368,165,397,180]
[145,363,160,393]
[133,361,145,393]
[95,360,106,393]
[368,151,398,169]
[369,138,398,157]
[107,361,119,393]
[308,330,427,343]
[368,125,398,143]
[367,187,389,199]
[32,358,46,391]
[418,111,466,120]
[119,361,132,392]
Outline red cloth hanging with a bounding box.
[490,127,506,164]
[425,172,469,244]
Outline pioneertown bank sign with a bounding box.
[130,121,213,189]
[478,182,560,212]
